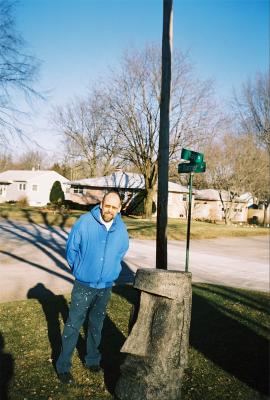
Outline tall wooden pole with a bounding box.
[156,0,173,269]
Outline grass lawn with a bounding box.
[0,284,269,400]
[0,204,268,240]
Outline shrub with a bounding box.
[63,199,95,212]
[49,181,65,205]
[17,196,29,207]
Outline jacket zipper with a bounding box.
[97,227,109,285]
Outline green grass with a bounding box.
[0,284,269,400]
[0,204,268,240]
[123,216,269,240]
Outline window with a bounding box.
[32,185,38,191]
[73,186,83,194]
[183,195,187,201]
[18,183,26,191]
[0,185,6,196]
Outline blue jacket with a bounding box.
[66,205,129,289]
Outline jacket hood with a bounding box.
[90,204,121,229]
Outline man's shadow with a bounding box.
[0,332,14,400]
[100,284,140,394]
[27,283,70,366]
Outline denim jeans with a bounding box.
[56,280,111,373]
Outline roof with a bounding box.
[0,170,67,184]
[68,171,189,193]
[195,189,249,202]
[195,189,222,201]
[69,172,145,189]
[168,181,189,193]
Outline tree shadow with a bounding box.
[190,287,269,396]
[0,251,74,284]
[0,332,14,400]
[198,283,270,314]
[0,218,69,272]
[110,283,269,397]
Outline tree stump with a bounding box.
[115,268,192,400]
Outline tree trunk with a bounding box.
[263,202,269,226]
[144,188,155,219]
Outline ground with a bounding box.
[0,217,269,399]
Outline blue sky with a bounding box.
[14,0,269,155]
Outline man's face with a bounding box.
[101,193,121,222]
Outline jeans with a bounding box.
[56,280,111,373]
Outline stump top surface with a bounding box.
[134,268,192,299]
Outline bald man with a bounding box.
[56,191,129,383]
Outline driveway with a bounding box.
[0,218,269,303]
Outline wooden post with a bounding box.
[156,0,173,270]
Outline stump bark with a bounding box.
[115,268,192,400]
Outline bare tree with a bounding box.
[234,72,270,152]
[0,151,12,171]
[106,45,221,218]
[0,0,41,147]
[12,150,47,170]
[204,133,269,224]
[54,90,121,178]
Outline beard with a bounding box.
[102,212,114,222]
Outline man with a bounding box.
[56,191,129,383]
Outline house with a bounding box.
[193,189,249,222]
[164,181,191,218]
[0,170,69,207]
[65,171,191,218]
[65,171,145,205]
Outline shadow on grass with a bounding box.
[100,316,127,393]
[27,284,70,365]
[0,332,14,400]
[100,285,140,394]
[78,284,140,394]
[25,282,136,395]
[191,285,269,396]
[200,284,270,314]
[109,284,269,397]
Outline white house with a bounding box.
[0,170,69,207]
[65,171,191,218]
[193,189,249,222]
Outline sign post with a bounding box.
[178,148,206,272]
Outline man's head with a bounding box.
[100,191,121,222]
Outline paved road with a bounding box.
[0,218,269,303]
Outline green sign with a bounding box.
[178,163,196,173]
[181,148,204,164]
[178,148,206,175]
[178,148,206,273]
[178,161,206,174]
